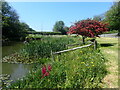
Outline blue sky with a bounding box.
[9,2,113,32]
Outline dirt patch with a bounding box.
[102,74,118,88]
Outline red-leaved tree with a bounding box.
[68,19,109,44]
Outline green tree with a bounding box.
[53,21,66,34]
[1,1,34,41]
[2,1,22,40]
[20,22,34,32]
[93,14,105,21]
[105,2,120,34]
[64,26,69,34]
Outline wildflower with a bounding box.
[48,64,52,71]
[91,62,93,63]
[42,65,47,74]
[41,64,52,78]
[81,62,85,64]
[92,65,94,67]
[44,72,50,77]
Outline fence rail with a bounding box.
[51,40,97,61]
[53,43,94,55]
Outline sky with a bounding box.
[8,2,113,32]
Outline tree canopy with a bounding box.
[1,1,35,41]
[93,14,105,21]
[105,2,120,33]
[53,21,67,34]
[68,19,109,37]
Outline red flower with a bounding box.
[42,65,46,74]
[44,72,50,76]
[48,65,52,71]
[41,64,52,78]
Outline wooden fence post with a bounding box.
[82,36,85,45]
[94,40,97,50]
[51,50,54,61]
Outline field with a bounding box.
[2,35,111,89]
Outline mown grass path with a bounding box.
[96,37,118,88]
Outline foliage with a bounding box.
[103,30,118,34]
[25,34,43,39]
[2,1,20,40]
[68,19,109,37]
[1,1,34,41]
[63,26,69,34]
[20,22,35,32]
[20,36,79,60]
[105,2,120,33]
[2,36,82,64]
[93,14,105,21]
[53,21,67,35]
[8,46,107,88]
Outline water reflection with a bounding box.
[2,63,33,81]
[2,41,24,58]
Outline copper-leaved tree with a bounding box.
[68,19,109,44]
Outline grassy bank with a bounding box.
[96,37,118,88]
[7,44,107,88]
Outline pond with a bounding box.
[2,41,24,58]
[2,41,34,82]
[2,62,34,81]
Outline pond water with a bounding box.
[2,41,24,58]
[2,63,34,81]
[2,41,34,81]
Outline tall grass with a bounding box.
[20,36,81,59]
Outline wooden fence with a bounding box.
[53,43,93,55]
[51,40,97,61]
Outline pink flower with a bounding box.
[41,64,52,78]
[48,65,52,71]
[44,72,50,76]
[42,65,46,74]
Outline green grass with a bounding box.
[8,46,107,88]
[96,37,118,88]
[103,30,118,34]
